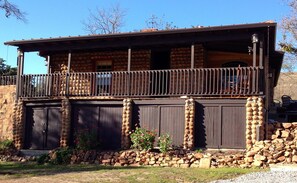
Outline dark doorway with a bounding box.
[150,50,171,95]
[24,106,61,150]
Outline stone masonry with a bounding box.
[13,99,25,149]
[246,96,265,150]
[183,98,195,149]
[60,98,71,147]
[0,85,16,140]
[121,99,132,149]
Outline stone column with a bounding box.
[183,98,195,150]
[13,99,25,149]
[60,98,71,147]
[121,98,132,149]
[246,96,265,150]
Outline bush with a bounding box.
[0,139,14,151]
[75,130,100,150]
[130,127,156,151]
[37,147,73,165]
[158,133,172,153]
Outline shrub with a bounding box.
[0,139,14,151]
[75,130,100,150]
[50,147,73,165]
[130,127,156,151]
[158,133,172,153]
[37,147,73,165]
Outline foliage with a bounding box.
[196,148,203,153]
[83,3,126,34]
[280,0,297,72]
[75,130,100,150]
[0,58,17,76]
[37,147,73,165]
[130,127,156,151]
[145,14,178,30]
[157,133,172,153]
[0,0,26,21]
[0,139,14,151]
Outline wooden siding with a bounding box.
[24,105,61,150]
[71,103,122,150]
[206,51,253,68]
[133,100,185,146]
[195,99,246,149]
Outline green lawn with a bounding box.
[0,161,264,183]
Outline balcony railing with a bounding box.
[0,75,17,85]
[17,67,263,98]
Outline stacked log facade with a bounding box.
[121,99,132,149]
[183,98,195,149]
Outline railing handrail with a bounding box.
[18,66,263,98]
[0,75,17,85]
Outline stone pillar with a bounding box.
[246,96,265,150]
[60,98,71,147]
[121,98,132,149]
[183,98,195,149]
[13,99,25,149]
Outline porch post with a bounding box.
[127,47,131,71]
[252,34,258,93]
[259,41,263,69]
[47,55,51,74]
[66,51,72,96]
[15,49,24,100]
[191,44,195,69]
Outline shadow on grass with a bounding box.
[0,161,143,179]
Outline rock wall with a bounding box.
[13,99,24,149]
[0,85,16,140]
[60,98,71,147]
[183,98,195,149]
[121,99,132,149]
[245,122,297,167]
[246,97,265,149]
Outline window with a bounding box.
[96,61,112,94]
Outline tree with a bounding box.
[0,0,26,21]
[0,58,17,76]
[83,3,126,34]
[280,0,297,72]
[145,14,177,30]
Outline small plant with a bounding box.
[50,147,73,165]
[0,139,14,151]
[75,130,100,150]
[196,148,203,153]
[37,147,73,165]
[130,127,156,151]
[158,133,172,153]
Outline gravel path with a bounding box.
[211,171,297,183]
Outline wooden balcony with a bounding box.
[16,67,263,99]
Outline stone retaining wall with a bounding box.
[0,85,16,140]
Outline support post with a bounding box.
[259,41,263,69]
[128,48,131,71]
[191,44,195,69]
[66,51,71,96]
[252,34,258,93]
[127,48,131,96]
[47,55,51,74]
[15,49,24,100]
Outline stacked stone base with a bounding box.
[67,149,245,168]
[245,122,297,167]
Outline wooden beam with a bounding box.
[253,42,257,67]
[67,51,71,73]
[128,48,131,71]
[191,44,195,68]
[15,49,24,100]
[47,55,51,74]
[259,41,263,69]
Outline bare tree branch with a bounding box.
[0,0,26,22]
[82,3,126,34]
[280,0,297,71]
[145,14,177,30]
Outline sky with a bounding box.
[0,0,290,74]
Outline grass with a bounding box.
[0,161,265,183]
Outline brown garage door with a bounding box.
[24,105,61,150]
[133,100,185,146]
[195,99,246,149]
[72,103,122,150]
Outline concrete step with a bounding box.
[270,164,297,172]
[20,149,49,157]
